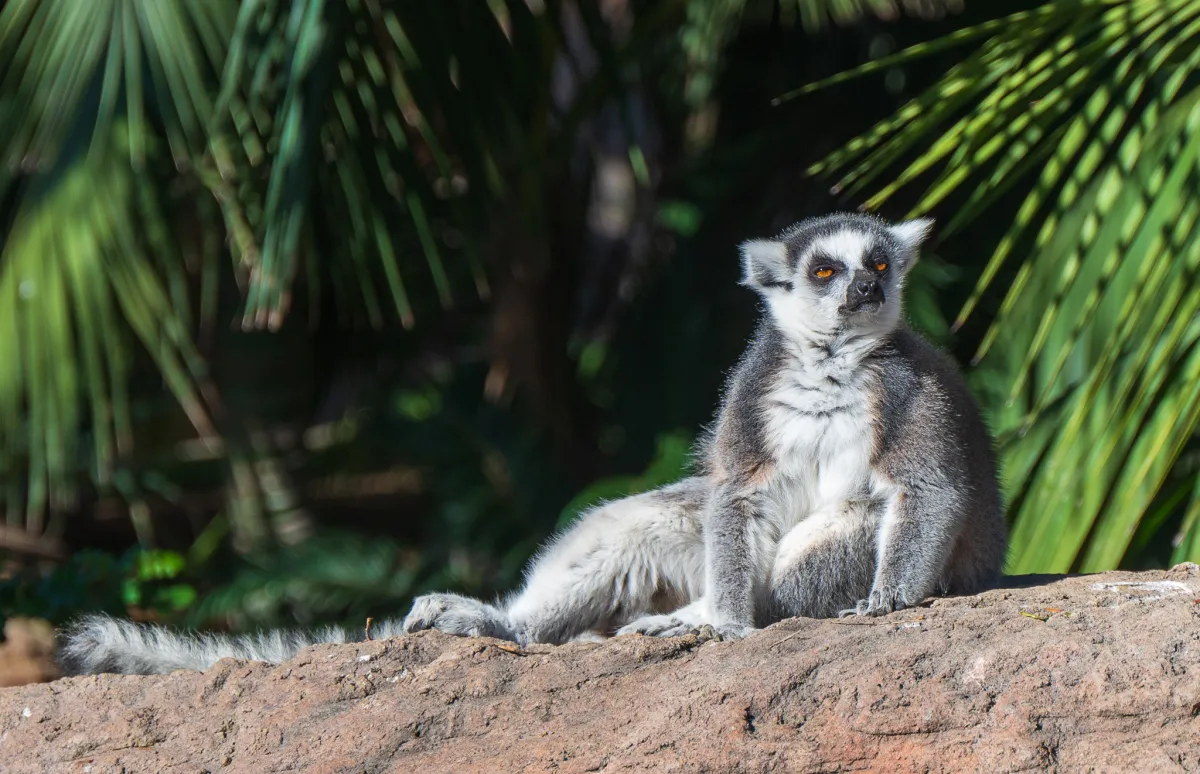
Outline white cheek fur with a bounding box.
[764,287,842,340]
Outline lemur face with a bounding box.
[739,214,933,338]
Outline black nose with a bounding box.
[855,279,878,297]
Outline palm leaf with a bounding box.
[0,126,217,536]
[0,0,232,173]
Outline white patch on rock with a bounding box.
[1088,580,1193,601]
[962,654,992,689]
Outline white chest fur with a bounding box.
[761,345,878,530]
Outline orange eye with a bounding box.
[814,267,834,279]
[875,261,888,272]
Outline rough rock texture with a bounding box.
[3,567,1200,773]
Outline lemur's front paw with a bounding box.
[837,600,871,618]
[838,585,913,618]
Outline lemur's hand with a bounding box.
[837,584,914,618]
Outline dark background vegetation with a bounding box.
[2,0,1198,639]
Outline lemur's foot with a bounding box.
[401,593,515,640]
[697,623,754,641]
[617,615,753,641]
[616,613,694,638]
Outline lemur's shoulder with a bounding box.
[875,327,982,409]
[875,326,959,375]
[868,326,997,473]
[695,318,786,483]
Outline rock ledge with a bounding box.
[3,567,1200,773]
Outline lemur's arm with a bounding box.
[844,478,961,616]
[704,483,768,635]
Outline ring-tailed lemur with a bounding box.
[59,213,1006,675]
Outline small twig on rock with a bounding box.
[364,617,374,641]
[770,629,806,649]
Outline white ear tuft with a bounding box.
[889,217,935,253]
[739,239,791,290]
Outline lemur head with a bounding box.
[738,213,933,340]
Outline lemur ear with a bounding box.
[888,217,934,263]
[739,239,791,291]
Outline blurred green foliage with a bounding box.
[556,431,693,530]
[1,0,1198,638]
[0,547,192,632]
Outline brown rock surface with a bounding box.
[2,566,1200,773]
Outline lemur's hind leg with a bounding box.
[765,502,879,621]
[402,477,709,645]
[618,484,779,640]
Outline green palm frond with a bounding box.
[0,126,217,536]
[804,0,1200,570]
[201,0,583,329]
[0,0,231,534]
[794,0,963,27]
[679,0,963,149]
[0,0,232,171]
